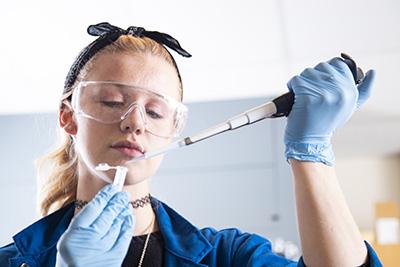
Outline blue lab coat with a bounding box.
[0,197,382,266]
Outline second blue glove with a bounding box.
[284,57,376,166]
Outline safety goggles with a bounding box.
[70,81,188,138]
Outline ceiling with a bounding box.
[0,0,399,156]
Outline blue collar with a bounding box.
[152,198,213,263]
[12,197,212,264]
[12,202,75,256]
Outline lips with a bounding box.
[111,140,144,158]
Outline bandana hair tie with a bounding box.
[64,22,191,91]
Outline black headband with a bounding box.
[64,22,191,92]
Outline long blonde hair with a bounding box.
[37,35,182,216]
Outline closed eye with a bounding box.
[101,101,125,108]
[146,109,163,119]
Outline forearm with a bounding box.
[290,159,367,267]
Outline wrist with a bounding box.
[284,141,335,166]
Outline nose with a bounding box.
[120,104,146,135]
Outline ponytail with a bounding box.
[36,131,78,216]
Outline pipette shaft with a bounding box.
[183,100,278,145]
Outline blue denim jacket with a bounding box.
[0,197,382,266]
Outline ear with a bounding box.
[59,102,78,135]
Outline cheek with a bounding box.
[147,155,164,174]
[147,135,173,152]
[74,119,111,161]
[125,155,164,184]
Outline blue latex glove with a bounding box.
[56,184,134,267]
[284,57,376,166]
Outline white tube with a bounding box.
[186,101,277,144]
[95,163,128,191]
[228,101,277,128]
[187,122,231,144]
[113,166,128,191]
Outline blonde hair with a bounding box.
[37,35,182,216]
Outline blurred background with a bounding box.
[1,0,399,263]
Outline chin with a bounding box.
[123,173,150,186]
[124,164,154,181]
[103,156,163,186]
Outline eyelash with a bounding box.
[146,109,163,119]
[101,101,164,119]
[101,101,124,108]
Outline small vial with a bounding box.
[113,166,128,191]
[95,163,128,191]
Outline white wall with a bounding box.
[0,0,399,116]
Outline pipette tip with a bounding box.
[95,163,112,171]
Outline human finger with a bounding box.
[71,184,119,228]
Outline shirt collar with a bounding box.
[12,198,213,264]
[152,197,213,263]
[12,203,75,256]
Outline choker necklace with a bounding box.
[75,194,152,210]
[130,194,151,208]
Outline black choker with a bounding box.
[75,194,152,210]
[130,194,152,208]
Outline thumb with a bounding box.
[357,69,376,108]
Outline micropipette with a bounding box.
[122,53,365,164]
[95,53,364,181]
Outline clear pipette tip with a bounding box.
[126,139,187,164]
[95,163,112,171]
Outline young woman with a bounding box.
[0,22,382,267]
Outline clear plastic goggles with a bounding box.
[71,81,188,138]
